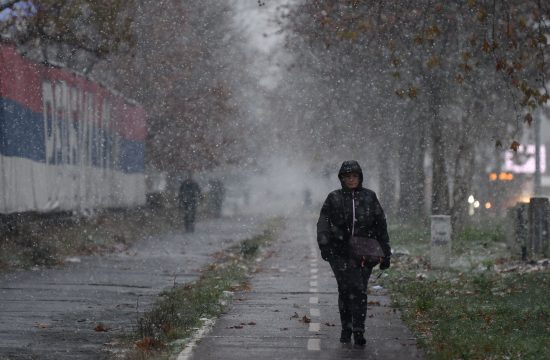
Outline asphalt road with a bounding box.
[0,216,262,360]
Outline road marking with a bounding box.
[177,318,215,360]
[307,224,322,352]
[309,322,320,332]
[307,338,321,351]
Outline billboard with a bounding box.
[503,144,546,174]
[0,43,146,213]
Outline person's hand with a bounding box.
[380,257,391,270]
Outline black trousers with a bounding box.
[329,257,372,332]
[183,205,197,232]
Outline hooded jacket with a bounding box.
[317,160,391,261]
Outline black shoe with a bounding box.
[340,329,352,343]
[353,331,366,347]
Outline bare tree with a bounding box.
[286,0,549,228]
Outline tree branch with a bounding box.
[536,0,549,98]
[0,0,20,12]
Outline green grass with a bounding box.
[389,272,550,360]
[136,262,248,345]
[453,219,507,255]
[384,219,550,360]
[388,221,430,257]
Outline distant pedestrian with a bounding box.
[179,174,201,232]
[209,179,225,218]
[317,160,391,347]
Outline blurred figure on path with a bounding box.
[209,179,225,218]
[316,160,392,347]
[179,174,201,232]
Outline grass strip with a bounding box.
[0,208,183,272]
[121,221,280,359]
[388,271,550,360]
[384,220,550,360]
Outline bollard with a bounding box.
[505,204,528,260]
[515,203,529,260]
[528,197,549,258]
[430,215,452,268]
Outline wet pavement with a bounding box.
[188,216,423,360]
[0,214,424,360]
[0,216,262,360]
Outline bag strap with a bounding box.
[351,190,356,236]
[352,191,368,266]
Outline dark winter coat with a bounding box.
[317,161,391,262]
[179,179,201,209]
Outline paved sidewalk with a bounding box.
[0,216,262,360]
[190,216,423,360]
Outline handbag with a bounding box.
[348,191,385,267]
[349,236,385,267]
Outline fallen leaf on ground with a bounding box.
[367,301,381,306]
[94,323,109,332]
[324,322,336,326]
[300,315,311,323]
[34,323,49,329]
[135,337,152,351]
[212,251,226,260]
[135,336,163,351]
[161,323,173,334]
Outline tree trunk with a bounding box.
[430,107,450,215]
[450,120,475,233]
[379,143,397,217]
[398,113,427,222]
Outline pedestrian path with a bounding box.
[0,216,262,360]
[189,217,423,360]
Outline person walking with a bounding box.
[208,179,225,218]
[179,174,201,232]
[317,160,391,347]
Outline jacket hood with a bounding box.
[338,160,363,188]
